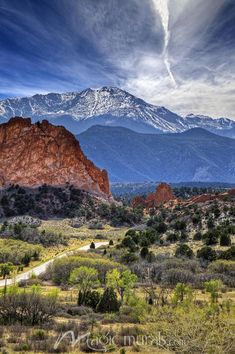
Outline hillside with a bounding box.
[78,126,235,182]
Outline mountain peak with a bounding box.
[0,86,234,137]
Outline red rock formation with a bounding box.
[185,194,217,205]
[184,188,235,205]
[145,193,157,209]
[0,117,111,198]
[131,196,145,209]
[154,183,176,206]
[132,183,177,209]
[228,189,235,196]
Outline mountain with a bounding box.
[0,117,110,198]
[185,114,235,138]
[0,87,234,137]
[78,126,235,183]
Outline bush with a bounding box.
[166,233,179,243]
[0,239,41,265]
[175,244,193,258]
[119,296,147,323]
[218,246,235,260]
[173,220,186,231]
[208,260,235,277]
[193,232,202,241]
[31,329,47,340]
[162,268,195,286]
[121,252,138,264]
[67,306,93,316]
[197,246,217,262]
[79,290,101,310]
[46,255,123,285]
[0,223,68,247]
[203,229,220,245]
[140,247,149,259]
[0,286,58,325]
[220,233,231,246]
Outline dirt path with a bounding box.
[0,241,108,287]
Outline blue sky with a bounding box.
[0,0,234,118]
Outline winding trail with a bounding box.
[0,241,108,287]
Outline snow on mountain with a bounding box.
[0,86,234,136]
[185,113,234,130]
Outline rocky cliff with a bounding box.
[0,117,110,198]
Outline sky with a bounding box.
[0,0,234,119]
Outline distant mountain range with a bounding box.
[0,87,235,137]
[78,126,235,183]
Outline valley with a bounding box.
[1,0,235,352]
[0,181,234,353]
[0,115,234,354]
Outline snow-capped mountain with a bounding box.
[0,86,234,136]
[184,114,235,138]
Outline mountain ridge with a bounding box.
[77,125,235,183]
[0,87,234,137]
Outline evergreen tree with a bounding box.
[97,287,120,313]
[140,247,149,259]
[90,241,95,249]
[220,233,231,246]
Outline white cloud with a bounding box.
[0,0,234,120]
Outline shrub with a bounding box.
[67,306,93,316]
[208,260,235,277]
[218,246,235,260]
[121,236,137,251]
[79,290,101,310]
[47,255,122,285]
[155,222,168,234]
[204,279,222,304]
[121,252,138,264]
[0,286,58,325]
[193,232,202,241]
[173,220,186,231]
[119,296,147,323]
[197,246,217,262]
[203,229,220,245]
[166,233,179,243]
[140,247,149,259]
[220,233,231,246]
[172,283,192,304]
[31,329,47,340]
[162,268,195,286]
[0,239,41,265]
[175,244,193,258]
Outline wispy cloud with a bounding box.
[0,0,234,119]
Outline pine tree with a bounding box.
[90,241,95,249]
[140,247,149,258]
[220,233,231,246]
[97,287,120,313]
